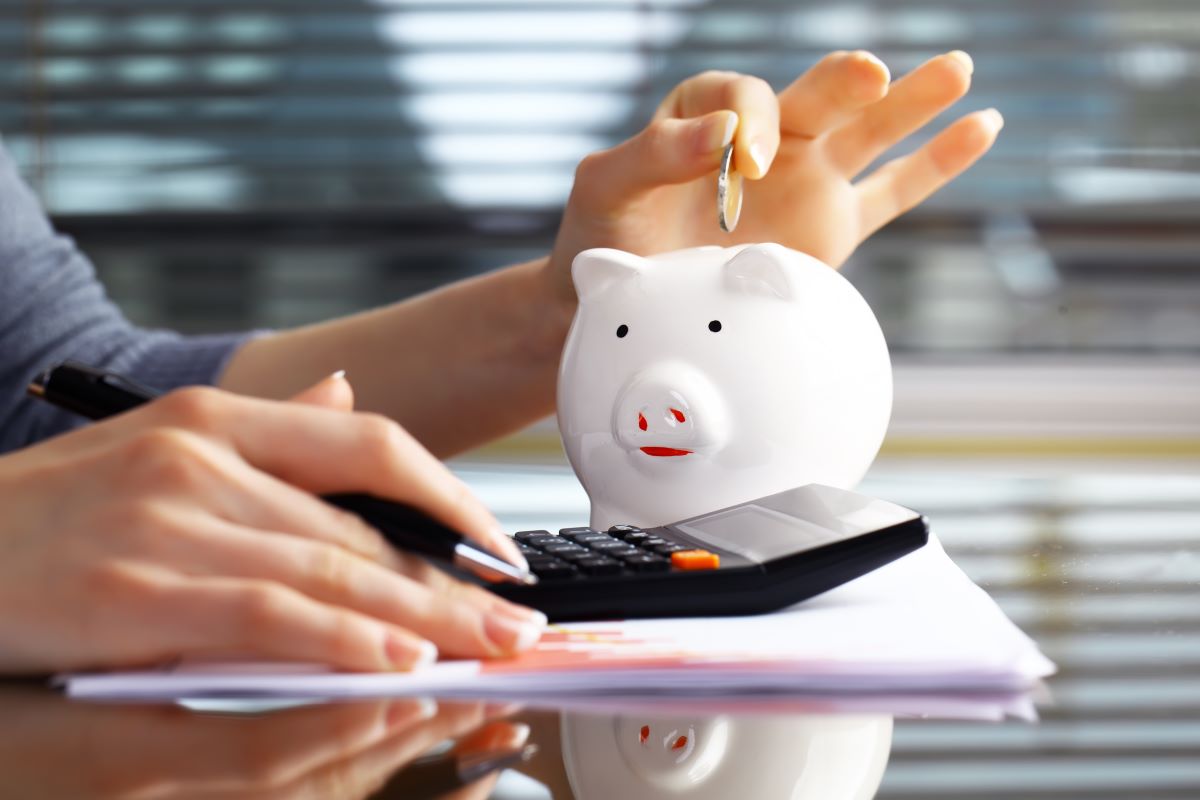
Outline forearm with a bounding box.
[0,148,249,453]
[219,256,576,456]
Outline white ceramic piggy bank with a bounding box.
[562,712,893,800]
[558,243,892,530]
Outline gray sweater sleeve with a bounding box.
[0,146,257,453]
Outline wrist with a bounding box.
[526,255,578,359]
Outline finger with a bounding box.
[366,701,492,779]
[825,50,975,178]
[121,701,414,790]
[657,70,781,179]
[118,563,439,671]
[450,720,532,756]
[856,108,1003,237]
[149,388,523,569]
[215,701,431,791]
[266,709,446,800]
[777,50,890,139]
[109,419,542,635]
[110,424,419,586]
[288,370,355,412]
[572,110,737,210]
[124,428,410,572]
[158,518,546,658]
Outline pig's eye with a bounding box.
[616,324,629,338]
[708,320,722,333]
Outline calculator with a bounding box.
[490,483,929,622]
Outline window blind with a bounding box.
[4,1,1198,351]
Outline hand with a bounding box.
[549,50,1001,300]
[0,373,546,674]
[0,688,527,799]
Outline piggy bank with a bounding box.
[561,711,893,800]
[558,243,892,530]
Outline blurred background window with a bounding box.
[5,0,1199,446]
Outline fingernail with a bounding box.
[747,139,772,178]
[495,602,548,628]
[387,697,437,728]
[851,50,890,80]
[388,634,438,670]
[698,111,738,154]
[720,111,738,147]
[982,107,1005,131]
[848,50,891,99]
[493,529,529,571]
[414,697,438,719]
[330,369,346,381]
[485,612,545,653]
[946,50,974,75]
[497,722,532,749]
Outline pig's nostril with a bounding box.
[638,412,648,431]
[670,408,686,423]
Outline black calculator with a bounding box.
[490,483,929,622]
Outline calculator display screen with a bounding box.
[671,484,919,564]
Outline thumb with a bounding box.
[576,110,737,210]
[288,370,355,411]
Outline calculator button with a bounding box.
[576,557,623,576]
[639,537,668,548]
[604,546,642,558]
[619,531,652,544]
[542,543,588,555]
[558,550,602,563]
[670,550,721,570]
[608,524,643,534]
[586,539,627,551]
[516,543,540,555]
[514,530,552,543]
[572,533,616,545]
[532,562,579,580]
[559,527,598,539]
[623,554,670,572]
[650,543,689,555]
[527,554,570,567]
[562,533,607,544]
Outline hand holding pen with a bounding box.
[29,361,535,587]
[0,368,546,676]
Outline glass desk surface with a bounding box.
[2,462,1197,799]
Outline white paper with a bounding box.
[61,538,1055,702]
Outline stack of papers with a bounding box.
[61,538,1055,702]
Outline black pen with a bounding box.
[28,361,536,587]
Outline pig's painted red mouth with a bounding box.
[640,446,692,457]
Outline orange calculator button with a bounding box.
[670,550,720,570]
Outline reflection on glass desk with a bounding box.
[2,463,1198,799]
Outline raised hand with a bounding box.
[551,50,1000,300]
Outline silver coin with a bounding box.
[716,141,743,234]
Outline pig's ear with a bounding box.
[722,244,796,300]
[572,248,648,302]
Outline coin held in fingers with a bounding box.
[717,142,743,234]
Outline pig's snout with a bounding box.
[614,363,728,458]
